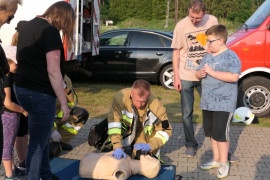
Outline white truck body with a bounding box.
[0,0,100,61]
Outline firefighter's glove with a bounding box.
[51,130,62,142]
[134,143,151,152]
[112,148,127,160]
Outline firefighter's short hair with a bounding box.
[132,79,151,97]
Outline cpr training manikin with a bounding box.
[79,151,161,179]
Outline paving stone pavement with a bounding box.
[1,118,270,180]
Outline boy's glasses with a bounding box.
[207,38,220,44]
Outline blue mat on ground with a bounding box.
[50,158,176,180]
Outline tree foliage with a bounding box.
[103,0,265,24]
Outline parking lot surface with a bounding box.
[1,118,270,180]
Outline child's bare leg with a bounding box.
[211,138,220,161]
[217,141,229,163]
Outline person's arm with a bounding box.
[147,99,172,151]
[107,94,123,149]
[3,87,27,117]
[172,49,181,91]
[63,76,78,109]
[46,50,70,122]
[108,93,127,159]
[204,64,239,82]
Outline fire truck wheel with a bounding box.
[237,76,270,118]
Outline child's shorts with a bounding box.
[202,110,233,142]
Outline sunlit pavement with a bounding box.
[1,118,270,180]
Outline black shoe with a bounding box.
[14,165,26,176]
[15,160,26,171]
[60,141,73,150]
[184,147,197,158]
[52,174,59,180]
[228,153,240,163]
[5,174,24,180]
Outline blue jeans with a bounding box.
[180,80,201,148]
[14,86,56,180]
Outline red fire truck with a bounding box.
[227,0,270,117]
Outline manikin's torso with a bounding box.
[79,152,160,180]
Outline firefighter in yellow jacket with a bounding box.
[102,79,172,160]
[51,75,89,151]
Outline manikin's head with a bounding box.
[139,155,161,178]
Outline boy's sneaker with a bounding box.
[217,162,230,179]
[184,147,197,157]
[200,160,220,170]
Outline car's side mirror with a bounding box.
[267,24,270,30]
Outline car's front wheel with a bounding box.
[159,64,174,89]
[237,76,270,117]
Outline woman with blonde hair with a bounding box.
[13,1,76,179]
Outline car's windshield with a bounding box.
[239,0,270,30]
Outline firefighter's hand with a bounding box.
[61,104,70,122]
[112,148,127,160]
[51,130,62,142]
[134,143,151,152]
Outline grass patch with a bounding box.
[73,80,270,127]
[100,18,243,35]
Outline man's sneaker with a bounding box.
[217,162,229,179]
[200,160,220,170]
[228,153,239,164]
[184,147,197,157]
